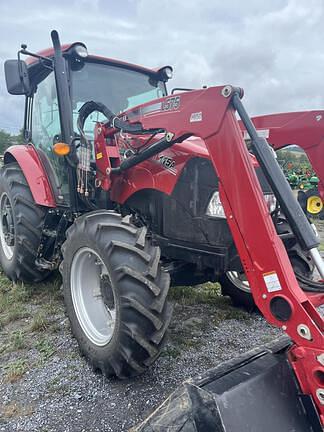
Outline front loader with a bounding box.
[1,31,324,430]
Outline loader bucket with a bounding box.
[133,337,322,432]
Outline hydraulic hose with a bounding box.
[77,101,159,136]
[296,272,324,292]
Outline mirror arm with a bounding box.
[16,51,29,95]
[18,45,53,67]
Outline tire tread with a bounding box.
[61,209,171,379]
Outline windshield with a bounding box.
[71,61,166,135]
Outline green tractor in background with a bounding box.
[298,174,319,191]
[279,159,323,219]
[287,172,300,189]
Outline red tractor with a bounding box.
[2,31,324,430]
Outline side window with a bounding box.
[32,73,60,150]
[32,73,69,203]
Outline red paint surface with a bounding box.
[4,145,56,207]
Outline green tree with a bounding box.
[299,153,309,164]
[11,129,24,145]
[0,129,12,154]
[0,129,25,155]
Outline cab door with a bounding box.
[31,71,69,205]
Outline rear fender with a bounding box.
[4,145,56,207]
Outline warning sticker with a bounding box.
[263,271,282,292]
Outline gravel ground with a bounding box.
[0,284,281,432]
[0,222,323,432]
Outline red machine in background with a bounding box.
[241,111,324,200]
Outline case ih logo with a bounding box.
[162,96,181,111]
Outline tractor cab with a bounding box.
[4,40,171,206]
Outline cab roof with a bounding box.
[26,43,160,76]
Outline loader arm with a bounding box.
[100,86,324,425]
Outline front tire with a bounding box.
[61,210,172,378]
[0,162,49,282]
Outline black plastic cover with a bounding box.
[134,337,322,432]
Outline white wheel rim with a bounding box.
[0,192,14,260]
[70,247,116,346]
[226,271,251,293]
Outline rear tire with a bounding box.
[220,253,313,310]
[0,162,49,283]
[305,189,324,220]
[61,210,172,378]
[220,218,314,310]
[220,271,255,310]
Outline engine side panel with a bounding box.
[123,152,274,275]
[110,137,209,204]
[124,157,246,273]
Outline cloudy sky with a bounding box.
[0,0,323,134]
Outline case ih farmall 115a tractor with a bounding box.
[2,31,324,430]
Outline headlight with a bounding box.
[264,193,277,213]
[73,43,88,58]
[206,191,226,218]
[158,66,173,81]
[206,191,277,218]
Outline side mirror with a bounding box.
[4,59,31,95]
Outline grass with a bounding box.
[0,303,28,328]
[10,330,26,350]
[4,358,28,383]
[170,282,252,320]
[213,307,252,324]
[36,338,56,362]
[0,271,63,382]
[30,312,50,332]
[0,277,32,328]
[169,282,222,305]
